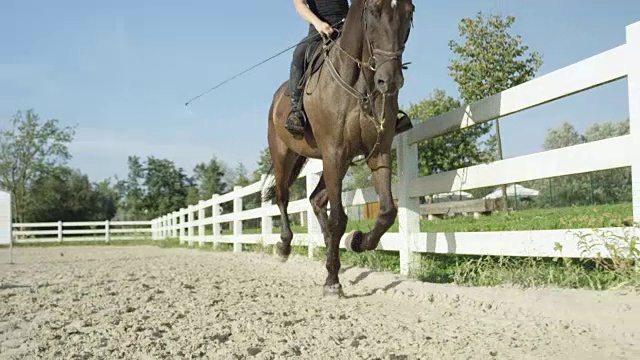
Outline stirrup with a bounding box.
[395,110,413,135]
[285,109,306,139]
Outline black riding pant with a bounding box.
[289,25,322,104]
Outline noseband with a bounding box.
[361,0,408,71]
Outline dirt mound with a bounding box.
[1,246,638,359]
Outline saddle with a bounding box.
[284,31,414,137]
[284,36,333,99]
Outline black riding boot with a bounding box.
[395,110,413,135]
[285,63,306,139]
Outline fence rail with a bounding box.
[144,20,640,275]
[10,221,152,244]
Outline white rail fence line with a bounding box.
[5,22,638,274]
[11,221,152,244]
[147,21,640,275]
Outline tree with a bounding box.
[525,119,631,207]
[143,157,192,219]
[231,163,251,187]
[25,166,95,222]
[193,156,227,199]
[344,163,372,191]
[448,12,543,207]
[253,147,272,181]
[406,89,495,177]
[91,179,120,221]
[253,146,305,200]
[0,109,75,222]
[543,122,584,150]
[115,155,195,220]
[583,119,629,142]
[116,156,146,220]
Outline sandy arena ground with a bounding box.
[0,246,638,359]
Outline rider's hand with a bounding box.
[314,21,334,36]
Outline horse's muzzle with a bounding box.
[374,70,404,95]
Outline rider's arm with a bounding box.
[293,0,334,35]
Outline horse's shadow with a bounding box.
[339,268,404,299]
[343,279,403,299]
[0,283,32,291]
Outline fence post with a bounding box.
[396,133,420,276]
[212,194,221,250]
[179,208,187,245]
[233,186,243,253]
[627,21,640,224]
[57,221,63,243]
[198,200,205,247]
[105,220,110,243]
[171,212,177,239]
[160,215,169,240]
[306,171,322,258]
[260,175,273,249]
[187,205,195,247]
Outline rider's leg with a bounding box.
[286,26,320,139]
[285,42,307,138]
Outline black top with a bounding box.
[307,0,349,25]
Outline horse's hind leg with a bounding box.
[345,152,397,253]
[274,153,308,262]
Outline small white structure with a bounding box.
[426,191,474,204]
[0,189,11,245]
[484,184,540,200]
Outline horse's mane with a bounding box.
[337,0,366,56]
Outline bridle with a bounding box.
[325,0,412,86]
[321,0,414,165]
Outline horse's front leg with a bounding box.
[345,152,397,252]
[321,155,350,298]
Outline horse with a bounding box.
[262,0,415,297]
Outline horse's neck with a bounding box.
[329,4,372,92]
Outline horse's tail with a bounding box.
[260,164,276,203]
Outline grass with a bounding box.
[343,202,633,233]
[3,202,638,291]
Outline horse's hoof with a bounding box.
[275,241,291,262]
[344,231,364,253]
[323,284,345,298]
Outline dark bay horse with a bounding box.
[263,0,415,297]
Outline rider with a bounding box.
[286,0,348,138]
[286,0,413,139]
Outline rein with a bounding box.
[321,0,412,166]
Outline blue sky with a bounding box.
[1,0,638,183]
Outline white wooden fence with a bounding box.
[149,21,640,274]
[10,221,152,244]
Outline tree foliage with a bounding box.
[406,89,495,177]
[448,12,543,104]
[448,12,543,165]
[116,156,196,220]
[193,156,227,199]
[25,166,119,222]
[525,119,631,207]
[0,109,75,222]
[543,122,584,150]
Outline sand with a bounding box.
[0,246,638,359]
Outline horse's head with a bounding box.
[362,0,414,96]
